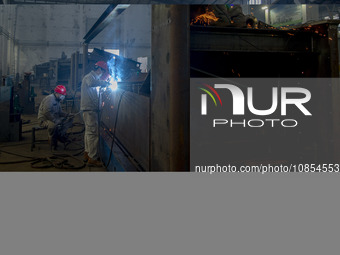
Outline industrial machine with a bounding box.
[0,85,22,142]
[33,52,71,91]
[15,72,36,114]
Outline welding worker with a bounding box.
[38,85,73,150]
[80,61,110,167]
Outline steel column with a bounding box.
[14,41,19,76]
[0,34,3,76]
[151,5,190,171]
[82,43,88,78]
[2,38,8,75]
[70,53,75,90]
[75,51,79,88]
[7,38,12,74]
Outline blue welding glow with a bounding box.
[107,56,122,82]
[109,80,118,91]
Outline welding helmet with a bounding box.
[95,61,110,81]
[100,72,111,81]
[54,85,67,95]
[95,61,109,72]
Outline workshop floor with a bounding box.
[0,88,106,172]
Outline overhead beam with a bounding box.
[4,0,161,4]
[2,0,225,4]
[83,4,129,44]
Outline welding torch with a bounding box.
[101,77,118,92]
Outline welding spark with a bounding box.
[109,80,118,91]
[191,9,219,26]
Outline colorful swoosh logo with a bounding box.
[198,84,222,106]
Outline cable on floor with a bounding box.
[0,149,85,170]
[31,154,86,170]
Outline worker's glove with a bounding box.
[40,121,48,128]
[99,80,110,88]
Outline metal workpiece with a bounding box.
[190,26,313,53]
[190,20,340,78]
[89,47,149,170]
[191,20,340,54]
[99,89,150,171]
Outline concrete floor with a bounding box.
[0,89,106,172]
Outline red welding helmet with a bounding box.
[95,61,109,72]
[54,85,67,95]
[95,61,110,81]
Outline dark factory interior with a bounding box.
[1,1,340,171]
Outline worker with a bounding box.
[80,61,110,167]
[38,85,73,150]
